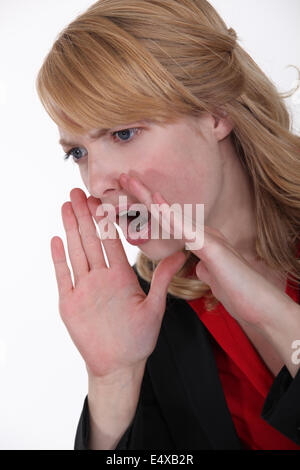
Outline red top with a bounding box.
[187,250,300,450]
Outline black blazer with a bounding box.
[74,265,300,450]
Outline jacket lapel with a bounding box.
[147,295,242,449]
[133,266,241,449]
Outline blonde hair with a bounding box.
[36,0,300,309]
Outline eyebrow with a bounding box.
[59,120,150,147]
[58,128,109,147]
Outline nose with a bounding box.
[88,176,121,200]
[87,161,122,199]
[84,143,127,199]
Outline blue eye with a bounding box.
[63,147,87,162]
[112,128,139,143]
[63,128,140,162]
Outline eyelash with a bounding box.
[63,127,141,162]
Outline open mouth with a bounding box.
[117,210,149,232]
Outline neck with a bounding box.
[206,136,259,264]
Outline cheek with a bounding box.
[78,166,89,190]
[167,142,222,204]
[138,138,220,207]
[141,150,203,204]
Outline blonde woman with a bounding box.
[36,0,300,450]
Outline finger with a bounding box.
[87,195,131,268]
[69,188,106,270]
[152,190,227,245]
[152,191,206,252]
[120,174,205,254]
[145,251,187,314]
[61,201,89,284]
[50,236,73,297]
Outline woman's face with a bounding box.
[58,113,234,260]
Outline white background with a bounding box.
[0,0,299,450]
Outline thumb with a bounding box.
[145,251,187,314]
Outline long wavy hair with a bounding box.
[36,0,300,309]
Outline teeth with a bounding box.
[118,208,149,231]
[128,210,138,217]
[118,210,129,217]
[118,209,139,217]
[118,209,142,218]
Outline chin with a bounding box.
[138,238,185,262]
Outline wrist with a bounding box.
[257,298,300,378]
[87,360,147,388]
[257,294,300,337]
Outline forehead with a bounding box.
[58,127,109,146]
[58,126,103,138]
[56,105,105,144]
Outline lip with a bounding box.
[101,202,137,224]
[126,218,152,246]
[113,203,152,245]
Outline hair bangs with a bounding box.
[36,16,195,136]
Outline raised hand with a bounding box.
[50,188,186,379]
[119,173,297,331]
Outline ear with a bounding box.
[212,110,234,142]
